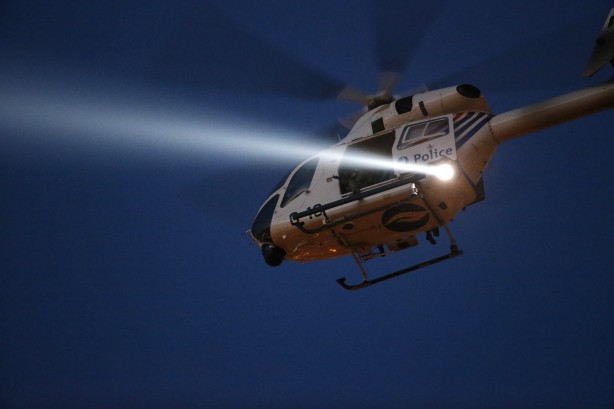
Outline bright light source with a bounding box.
[337,152,457,181]
[368,155,456,181]
[434,163,454,181]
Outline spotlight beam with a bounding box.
[0,74,328,166]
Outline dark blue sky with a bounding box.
[1,1,613,408]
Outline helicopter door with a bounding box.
[337,131,396,195]
[393,116,455,172]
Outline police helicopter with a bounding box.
[249,7,614,290]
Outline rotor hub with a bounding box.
[367,94,395,111]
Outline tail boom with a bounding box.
[490,80,614,143]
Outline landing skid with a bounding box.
[336,245,462,291]
[335,183,464,291]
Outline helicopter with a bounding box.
[249,7,614,291]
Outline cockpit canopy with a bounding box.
[280,157,319,208]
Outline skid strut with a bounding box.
[336,182,463,290]
[336,246,462,291]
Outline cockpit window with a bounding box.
[281,158,320,208]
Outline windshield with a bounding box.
[269,169,292,196]
[281,157,319,208]
[251,194,279,243]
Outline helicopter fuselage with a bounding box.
[246,6,614,289]
[250,84,499,265]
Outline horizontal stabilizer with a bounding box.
[584,7,614,77]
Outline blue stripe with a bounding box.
[455,112,488,137]
[456,115,492,148]
[453,112,476,130]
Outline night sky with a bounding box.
[1,1,613,408]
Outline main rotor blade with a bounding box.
[149,4,345,100]
[372,0,446,93]
[337,86,372,105]
[428,14,603,95]
[378,71,402,97]
[339,110,367,130]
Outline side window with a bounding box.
[397,118,449,150]
[338,131,396,195]
[424,119,449,137]
[281,158,319,208]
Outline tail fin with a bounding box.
[583,7,614,77]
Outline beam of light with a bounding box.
[0,70,330,167]
[0,68,457,183]
[324,151,456,181]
